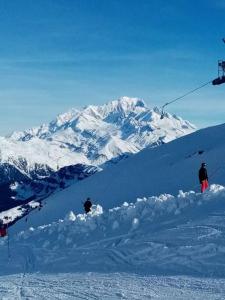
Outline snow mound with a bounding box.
[1,184,225,276]
[16,184,224,242]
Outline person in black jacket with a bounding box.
[199,162,209,193]
[84,197,92,213]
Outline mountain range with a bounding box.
[0,96,195,214]
[12,121,225,230]
[1,96,195,183]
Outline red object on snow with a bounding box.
[201,179,209,193]
[0,227,7,237]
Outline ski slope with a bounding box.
[0,122,225,299]
[13,122,225,231]
[0,185,225,298]
[1,184,225,277]
[0,273,224,300]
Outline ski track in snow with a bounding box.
[0,273,225,300]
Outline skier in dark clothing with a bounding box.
[199,162,209,193]
[84,197,92,213]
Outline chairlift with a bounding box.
[212,40,225,85]
[212,60,225,85]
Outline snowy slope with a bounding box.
[2,184,225,277]
[0,273,224,299]
[0,97,195,180]
[13,121,225,230]
[0,123,225,297]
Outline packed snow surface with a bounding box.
[1,185,225,298]
[1,97,195,176]
[0,273,224,300]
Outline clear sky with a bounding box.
[0,0,224,135]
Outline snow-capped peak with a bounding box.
[102,96,146,113]
[54,108,79,127]
[1,97,195,178]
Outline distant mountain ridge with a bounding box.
[0,163,99,212]
[0,96,195,181]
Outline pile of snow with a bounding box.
[15,184,224,244]
[2,184,225,276]
[0,97,195,178]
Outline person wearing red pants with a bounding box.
[198,162,209,193]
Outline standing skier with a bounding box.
[199,162,209,193]
[84,197,92,214]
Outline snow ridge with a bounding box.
[17,184,225,244]
[1,184,225,276]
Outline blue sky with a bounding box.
[0,0,224,135]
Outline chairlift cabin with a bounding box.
[212,60,225,85]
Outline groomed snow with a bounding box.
[0,273,224,300]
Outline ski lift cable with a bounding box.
[161,80,212,112]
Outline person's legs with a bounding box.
[201,181,204,193]
[201,180,209,193]
[85,207,91,214]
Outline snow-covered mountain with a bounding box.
[0,97,195,182]
[0,164,99,212]
[11,164,99,204]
